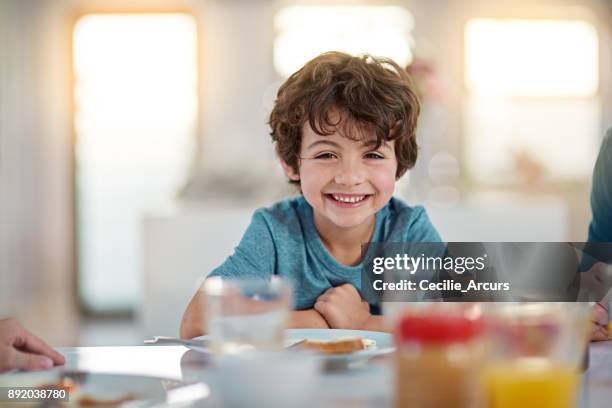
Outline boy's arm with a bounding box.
[314,284,391,332]
[180,291,331,338]
[362,315,390,332]
[180,290,205,339]
[288,309,330,329]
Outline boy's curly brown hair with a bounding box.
[268,51,420,184]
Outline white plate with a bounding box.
[189,329,395,361]
[0,371,209,406]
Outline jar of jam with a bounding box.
[395,314,486,408]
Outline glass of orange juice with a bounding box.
[484,303,591,408]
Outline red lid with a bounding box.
[397,315,484,344]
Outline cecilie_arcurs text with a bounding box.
[371,279,510,293]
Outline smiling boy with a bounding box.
[180,52,441,338]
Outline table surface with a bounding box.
[9,341,612,407]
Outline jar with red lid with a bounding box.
[395,313,487,408]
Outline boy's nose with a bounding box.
[334,159,366,186]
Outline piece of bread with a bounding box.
[300,336,366,354]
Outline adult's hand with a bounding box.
[578,262,612,302]
[0,318,65,372]
[591,302,610,342]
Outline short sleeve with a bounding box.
[405,207,443,243]
[588,127,612,243]
[207,210,276,280]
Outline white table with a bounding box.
[582,342,612,407]
[48,342,612,407]
[55,345,390,407]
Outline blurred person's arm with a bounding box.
[576,262,612,341]
[583,127,612,341]
[570,260,612,341]
[0,319,65,372]
[592,301,609,342]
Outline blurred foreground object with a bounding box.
[395,309,486,407]
[485,303,591,408]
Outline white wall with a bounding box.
[0,0,77,344]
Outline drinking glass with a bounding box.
[203,276,292,354]
[484,302,592,408]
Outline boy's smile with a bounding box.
[282,110,398,237]
[326,193,371,207]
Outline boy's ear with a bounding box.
[280,160,300,181]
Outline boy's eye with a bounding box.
[314,152,338,160]
[364,152,385,159]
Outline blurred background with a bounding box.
[0,0,611,346]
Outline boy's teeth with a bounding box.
[332,194,366,203]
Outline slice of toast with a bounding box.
[300,336,366,354]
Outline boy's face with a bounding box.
[283,113,398,230]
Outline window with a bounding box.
[273,6,414,77]
[465,19,598,97]
[463,18,600,183]
[73,13,198,312]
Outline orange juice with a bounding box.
[485,358,579,408]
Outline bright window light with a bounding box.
[73,14,198,312]
[465,19,598,97]
[464,97,600,182]
[274,6,414,77]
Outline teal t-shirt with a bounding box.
[208,196,442,310]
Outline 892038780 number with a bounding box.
[1,387,69,402]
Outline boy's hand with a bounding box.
[591,302,610,342]
[0,319,65,372]
[315,284,371,329]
